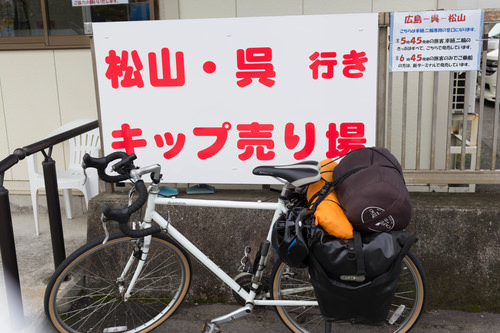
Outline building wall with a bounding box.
[0,49,98,192]
[160,0,442,18]
[1,0,498,193]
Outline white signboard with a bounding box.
[390,9,484,72]
[92,14,378,184]
[72,0,128,7]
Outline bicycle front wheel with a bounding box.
[271,252,427,333]
[44,232,191,333]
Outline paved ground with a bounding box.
[1,205,499,332]
[0,205,89,332]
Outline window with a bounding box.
[0,0,156,49]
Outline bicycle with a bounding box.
[44,151,427,333]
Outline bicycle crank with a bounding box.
[202,321,221,333]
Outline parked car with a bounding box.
[482,48,498,102]
[479,24,499,102]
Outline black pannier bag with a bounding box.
[332,147,412,232]
[307,227,417,324]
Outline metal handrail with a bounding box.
[0,119,99,326]
[0,120,98,174]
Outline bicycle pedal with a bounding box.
[202,321,221,333]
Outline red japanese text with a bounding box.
[326,122,367,158]
[237,122,275,160]
[284,122,315,160]
[111,123,147,154]
[236,47,276,87]
[105,48,185,88]
[193,122,232,160]
[309,50,368,79]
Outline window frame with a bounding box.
[0,0,157,50]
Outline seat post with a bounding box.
[42,154,67,269]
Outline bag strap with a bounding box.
[353,231,366,281]
[340,231,366,283]
[325,320,333,333]
[333,165,367,187]
[308,165,367,212]
[307,182,332,211]
[333,147,403,189]
[307,148,399,215]
[307,149,374,212]
[295,208,314,245]
[370,147,406,183]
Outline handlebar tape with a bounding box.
[101,179,162,237]
[83,151,128,170]
[102,179,148,224]
[82,152,131,183]
[85,152,163,237]
[119,223,162,238]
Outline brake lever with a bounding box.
[128,184,137,207]
[101,213,110,244]
[112,153,137,175]
[82,167,88,186]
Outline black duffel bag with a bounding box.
[332,147,412,233]
[307,227,417,324]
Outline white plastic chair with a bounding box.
[27,119,101,236]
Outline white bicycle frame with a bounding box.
[124,182,318,309]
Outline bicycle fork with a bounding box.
[202,241,272,333]
[116,235,153,301]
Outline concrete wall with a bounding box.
[88,191,499,310]
[408,192,499,311]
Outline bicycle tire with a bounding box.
[271,251,427,333]
[44,232,191,333]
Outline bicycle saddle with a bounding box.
[253,161,321,187]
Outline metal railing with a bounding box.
[377,11,500,190]
[0,119,99,325]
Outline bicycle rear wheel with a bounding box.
[271,251,427,333]
[44,232,191,333]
